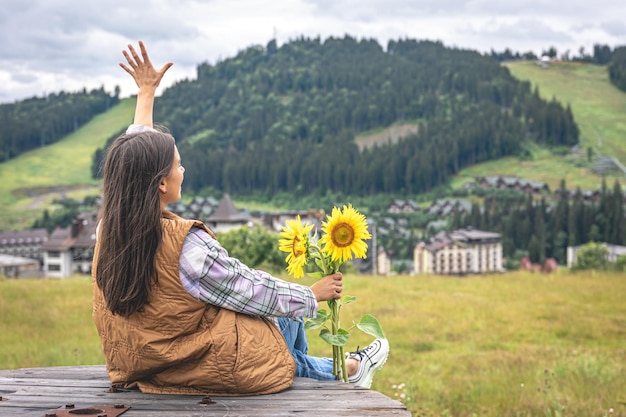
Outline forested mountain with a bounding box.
[0,87,119,161]
[103,36,577,196]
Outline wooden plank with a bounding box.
[0,366,411,417]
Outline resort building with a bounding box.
[414,228,503,275]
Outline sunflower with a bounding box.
[279,215,313,278]
[319,204,371,263]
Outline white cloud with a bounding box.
[0,0,625,103]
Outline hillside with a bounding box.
[451,60,626,192]
[139,37,577,197]
[2,41,625,231]
[506,61,626,162]
[0,99,135,230]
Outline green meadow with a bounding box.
[505,61,626,163]
[452,61,626,193]
[1,271,624,417]
[0,98,135,230]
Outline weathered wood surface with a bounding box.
[0,365,411,416]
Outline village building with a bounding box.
[387,199,419,213]
[169,195,219,219]
[414,228,503,275]
[554,188,601,203]
[474,176,550,195]
[0,253,41,278]
[377,248,392,276]
[204,193,252,233]
[41,212,97,278]
[0,228,48,265]
[264,209,325,233]
[425,199,471,217]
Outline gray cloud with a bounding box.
[305,0,470,21]
[602,20,626,38]
[0,0,625,103]
[459,18,574,51]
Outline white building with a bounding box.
[566,243,626,267]
[414,228,503,275]
[41,212,97,278]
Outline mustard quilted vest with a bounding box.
[92,212,295,395]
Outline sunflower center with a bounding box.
[330,222,355,248]
[292,236,304,257]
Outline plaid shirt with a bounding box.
[179,226,318,321]
[124,125,318,321]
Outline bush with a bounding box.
[217,226,285,273]
[571,242,609,271]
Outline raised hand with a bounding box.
[120,41,173,128]
[120,41,173,92]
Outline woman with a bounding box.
[92,41,389,396]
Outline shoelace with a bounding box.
[348,344,375,365]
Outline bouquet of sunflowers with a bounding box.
[279,204,385,382]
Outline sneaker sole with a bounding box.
[354,349,389,389]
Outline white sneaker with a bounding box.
[347,338,390,388]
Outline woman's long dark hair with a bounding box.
[96,130,176,317]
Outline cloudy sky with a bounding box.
[1,0,625,103]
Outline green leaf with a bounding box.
[341,295,356,305]
[314,258,324,270]
[307,271,324,279]
[304,310,329,331]
[356,314,385,339]
[319,328,350,347]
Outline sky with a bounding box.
[1,0,625,104]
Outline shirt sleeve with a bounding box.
[179,226,318,319]
[126,124,157,134]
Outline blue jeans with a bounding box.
[277,317,336,381]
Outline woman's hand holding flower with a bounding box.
[311,273,343,302]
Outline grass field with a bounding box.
[1,271,624,416]
[505,61,626,163]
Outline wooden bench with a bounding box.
[0,365,411,416]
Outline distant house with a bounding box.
[0,254,41,278]
[537,55,552,68]
[0,228,48,265]
[264,210,325,233]
[377,248,392,276]
[204,194,251,233]
[425,199,471,217]
[41,212,97,278]
[169,195,219,219]
[414,228,503,275]
[554,188,601,204]
[387,199,419,213]
[475,176,550,195]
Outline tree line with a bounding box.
[0,87,119,161]
[608,46,626,93]
[453,179,624,267]
[92,36,578,197]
